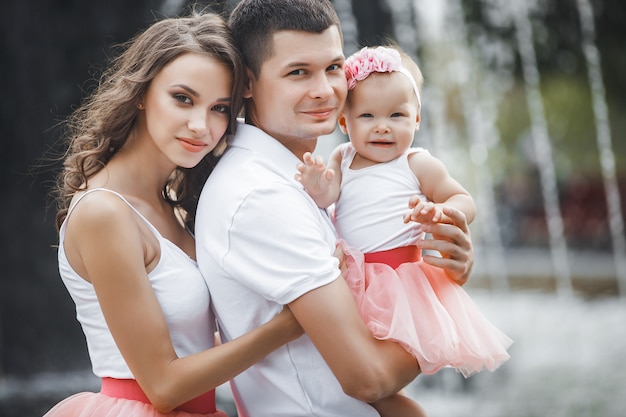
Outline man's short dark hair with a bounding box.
[229,0,342,77]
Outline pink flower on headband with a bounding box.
[344,47,403,90]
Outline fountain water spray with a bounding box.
[511,0,572,297]
[447,0,510,290]
[411,0,510,289]
[575,0,626,297]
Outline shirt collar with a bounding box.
[228,122,304,181]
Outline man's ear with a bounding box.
[243,68,254,99]
[338,114,348,134]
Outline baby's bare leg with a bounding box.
[371,391,428,417]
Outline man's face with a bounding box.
[245,26,347,158]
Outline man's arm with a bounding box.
[288,277,420,403]
[221,182,421,402]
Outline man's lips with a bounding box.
[302,108,335,119]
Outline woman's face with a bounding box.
[138,52,233,169]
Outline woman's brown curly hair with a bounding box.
[54,11,246,232]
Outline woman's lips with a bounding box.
[178,137,207,153]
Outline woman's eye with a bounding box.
[174,94,192,104]
[327,64,341,71]
[213,104,230,114]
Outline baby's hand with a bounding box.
[403,196,450,225]
[295,152,335,197]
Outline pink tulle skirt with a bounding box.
[43,378,228,417]
[341,240,513,377]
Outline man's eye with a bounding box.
[288,69,306,76]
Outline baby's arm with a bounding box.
[295,148,342,208]
[406,151,476,225]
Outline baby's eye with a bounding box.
[174,94,192,104]
[360,113,374,118]
[391,112,404,117]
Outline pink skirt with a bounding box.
[341,240,513,377]
[43,378,228,417]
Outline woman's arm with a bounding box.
[65,194,302,413]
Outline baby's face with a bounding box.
[340,71,420,168]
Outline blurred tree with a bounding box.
[0,0,167,378]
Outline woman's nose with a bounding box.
[188,110,208,136]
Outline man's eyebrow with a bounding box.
[285,55,345,69]
[285,61,310,69]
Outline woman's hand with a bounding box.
[333,241,348,276]
[270,307,304,342]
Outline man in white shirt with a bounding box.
[195,1,474,415]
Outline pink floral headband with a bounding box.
[344,46,421,107]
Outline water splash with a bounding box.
[411,0,510,289]
[510,1,572,297]
[575,0,626,297]
[448,0,510,290]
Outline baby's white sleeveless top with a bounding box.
[58,188,214,378]
[334,143,429,253]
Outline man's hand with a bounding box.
[405,197,473,285]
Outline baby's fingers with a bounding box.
[302,152,314,164]
[311,154,327,169]
[407,195,423,209]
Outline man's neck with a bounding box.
[244,118,318,161]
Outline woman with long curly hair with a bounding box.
[46,10,302,417]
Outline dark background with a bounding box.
[1,0,625,415]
